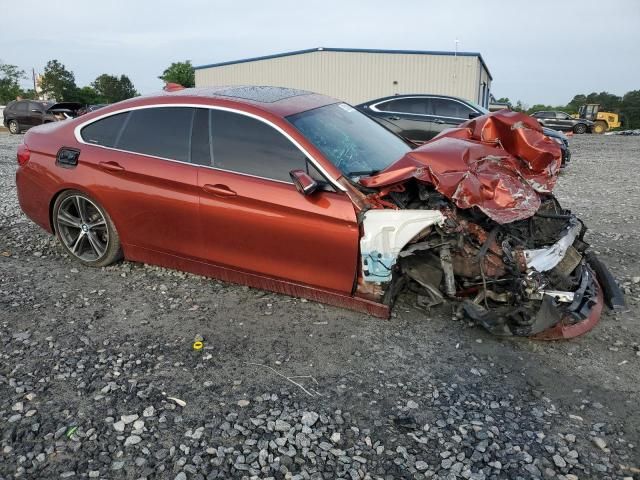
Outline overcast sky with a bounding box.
[2,0,638,106]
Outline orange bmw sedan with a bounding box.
[15,86,623,339]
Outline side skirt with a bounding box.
[123,244,390,319]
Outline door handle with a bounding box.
[433,119,446,124]
[98,161,125,172]
[202,184,237,197]
[387,116,401,121]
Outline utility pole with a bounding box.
[32,68,38,99]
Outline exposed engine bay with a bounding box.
[353,110,625,339]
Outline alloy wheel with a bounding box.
[9,121,19,134]
[56,195,109,262]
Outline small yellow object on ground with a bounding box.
[193,341,204,351]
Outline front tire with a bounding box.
[573,123,587,134]
[8,120,20,134]
[593,121,608,134]
[53,190,122,267]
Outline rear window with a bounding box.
[80,112,129,147]
[117,107,194,162]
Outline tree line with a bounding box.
[496,91,640,129]
[3,59,638,129]
[0,59,195,105]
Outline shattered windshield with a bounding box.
[287,103,410,178]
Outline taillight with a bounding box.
[17,144,30,166]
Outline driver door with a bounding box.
[193,108,359,293]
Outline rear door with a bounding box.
[194,108,359,293]
[79,107,201,258]
[14,102,30,127]
[371,98,437,144]
[541,112,558,128]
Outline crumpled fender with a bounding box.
[360,110,562,224]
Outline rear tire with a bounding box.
[573,123,587,134]
[8,120,20,134]
[53,190,122,267]
[593,121,608,134]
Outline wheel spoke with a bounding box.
[58,210,82,228]
[74,196,88,223]
[88,218,106,229]
[71,232,85,254]
[86,231,105,257]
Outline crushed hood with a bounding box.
[360,110,563,224]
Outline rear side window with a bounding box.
[117,107,194,162]
[210,110,305,182]
[15,102,28,112]
[377,98,430,115]
[81,112,129,147]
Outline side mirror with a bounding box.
[289,169,318,196]
[468,111,482,119]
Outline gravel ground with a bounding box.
[1,131,639,479]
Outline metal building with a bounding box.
[194,47,493,107]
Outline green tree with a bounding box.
[566,92,622,114]
[39,60,77,101]
[74,86,104,105]
[0,62,25,104]
[159,60,195,88]
[512,100,528,113]
[585,91,622,112]
[621,90,640,129]
[91,74,138,103]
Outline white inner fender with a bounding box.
[524,220,581,272]
[360,209,445,283]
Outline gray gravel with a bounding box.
[1,131,639,479]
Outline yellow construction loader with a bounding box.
[575,104,622,134]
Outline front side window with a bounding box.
[117,107,194,162]
[288,103,411,177]
[210,110,306,183]
[431,99,474,119]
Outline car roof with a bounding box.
[357,93,471,107]
[143,86,340,117]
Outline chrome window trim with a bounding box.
[369,96,478,122]
[73,103,346,191]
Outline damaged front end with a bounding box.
[355,110,624,339]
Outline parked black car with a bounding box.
[3,100,83,134]
[357,94,570,167]
[357,94,486,144]
[530,110,592,134]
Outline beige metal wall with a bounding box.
[195,51,490,105]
